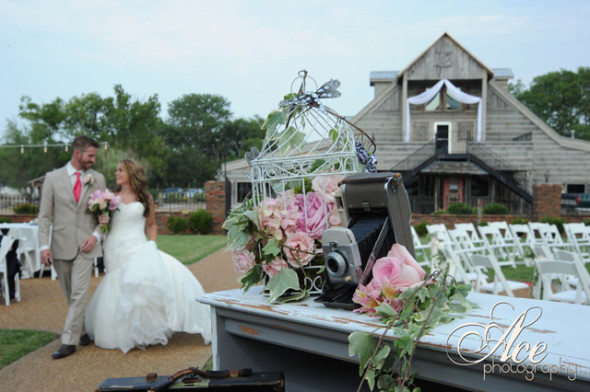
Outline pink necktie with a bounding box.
[73,172,82,203]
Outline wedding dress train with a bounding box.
[84,202,211,353]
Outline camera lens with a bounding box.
[326,251,347,277]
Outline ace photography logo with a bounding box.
[445,301,578,382]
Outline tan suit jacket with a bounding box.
[38,166,106,260]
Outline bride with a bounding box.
[84,159,211,353]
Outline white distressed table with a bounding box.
[198,287,590,392]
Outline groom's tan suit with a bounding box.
[38,165,106,346]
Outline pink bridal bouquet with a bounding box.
[223,174,344,302]
[88,190,120,233]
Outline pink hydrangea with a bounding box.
[283,232,316,268]
[232,249,256,274]
[263,257,289,277]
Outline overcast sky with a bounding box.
[2,0,590,136]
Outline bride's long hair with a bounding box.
[116,159,151,217]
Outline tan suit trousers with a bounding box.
[53,253,94,345]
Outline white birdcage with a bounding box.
[247,70,376,205]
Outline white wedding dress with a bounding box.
[84,201,212,353]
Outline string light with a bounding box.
[20,145,24,154]
[43,141,47,153]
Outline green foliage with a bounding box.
[510,67,590,140]
[584,219,590,226]
[188,209,213,234]
[12,202,39,214]
[413,222,428,237]
[166,215,188,234]
[539,216,566,234]
[511,217,529,224]
[446,202,474,215]
[0,217,12,223]
[482,203,509,215]
[431,209,446,215]
[478,220,488,226]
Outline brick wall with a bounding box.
[205,180,226,234]
[533,184,563,221]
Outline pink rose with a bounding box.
[232,249,256,274]
[263,257,289,277]
[283,232,316,268]
[370,244,425,292]
[296,192,332,239]
[312,175,344,203]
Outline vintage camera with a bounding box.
[316,172,414,309]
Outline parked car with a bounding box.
[185,188,203,198]
[163,187,184,199]
[561,193,590,211]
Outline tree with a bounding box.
[509,67,590,140]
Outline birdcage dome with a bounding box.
[247,70,375,203]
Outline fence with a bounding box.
[0,194,36,215]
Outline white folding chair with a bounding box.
[528,222,551,246]
[440,245,485,288]
[563,223,590,263]
[1,236,20,306]
[534,257,590,305]
[448,228,482,254]
[508,223,535,264]
[469,253,529,297]
[454,223,486,249]
[426,224,456,250]
[477,225,516,267]
[411,226,430,267]
[540,223,569,251]
[488,221,521,260]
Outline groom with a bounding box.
[38,135,106,359]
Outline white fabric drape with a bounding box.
[405,79,482,142]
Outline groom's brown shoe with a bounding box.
[79,334,92,346]
[52,344,76,359]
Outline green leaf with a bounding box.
[240,265,263,292]
[366,368,376,390]
[274,289,308,303]
[373,345,391,368]
[375,302,398,319]
[417,287,428,303]
[348,331,377,374]
[329,126,339,142]
[243,209,260,229]
[278,126,306,155]
[266,268,300,303]
[262,109,287,136]
[395,335,414,358]
[263,238,281,257]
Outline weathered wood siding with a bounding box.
[405,36,487,81]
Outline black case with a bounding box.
[97,370,285,392]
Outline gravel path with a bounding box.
[0,248,241,392]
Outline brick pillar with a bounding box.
[533,184,563,221]
[205,180,226,234]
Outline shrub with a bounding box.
[511,217,529,224]
[482,203,509,215]
[413,222,428,237]
[478,220,488,226]
[0,217,12,223]
[446,202,474,215]
[13,202,39,214]
[431,209,446,215]
[166,216,188,234]
[189,209,213,234]
[584,219,590,226]
[539,216,566,235]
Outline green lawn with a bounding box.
[0,329,57,369]
[156,234,227,265]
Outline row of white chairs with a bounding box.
[412,221,590,269]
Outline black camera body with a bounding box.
[316,172,414,309]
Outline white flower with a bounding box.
[83,173,95,185]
